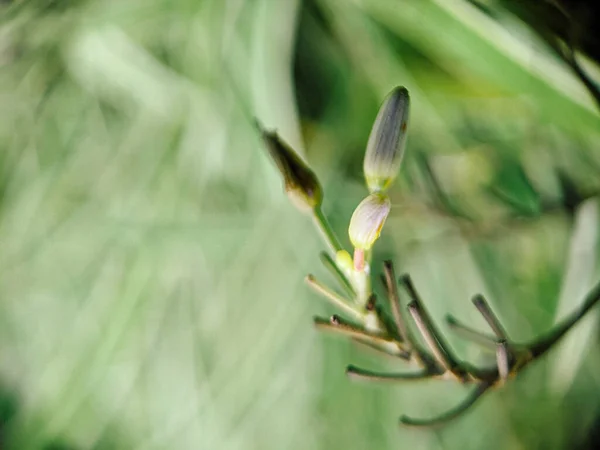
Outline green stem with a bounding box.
[347,365,433,382]
[319,252,356,299]
[445,315,497,350]
[312,206,343,255]
[399,382,491,428]
[314,316,403,355]
[353,267,370,306]
[305,275,364,322]
[529,278,600,358]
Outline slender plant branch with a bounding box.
[314,315,408,358]
[351,338,411,361]
[312,206,343,255]
[400,382,492,428]
[347,365,434,382]
[305,274,363,322]
[401,275,466,379]
[407,303,456,375]
[320,251,356,298]
[496,340,510,381]
[529,279,600,358]
[382,261,411,344]
[472,295,510,342]
[445,314,497,350]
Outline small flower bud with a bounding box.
[335,250,354,275]
[364,86,410,193]
[348,193,391,250]
[260,128,323,213]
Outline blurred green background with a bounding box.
[1,0,600,448]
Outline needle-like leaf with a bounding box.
[400,382,491,427]
[347,365,434,382]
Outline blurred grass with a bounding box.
[0,0,599,449]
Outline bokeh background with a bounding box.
[1,0,600,448]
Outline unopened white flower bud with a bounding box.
[348,193,391,250]
[364,86,410,193]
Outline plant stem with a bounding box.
[314,316,406,357]
[383,261,411,343]
[399,382,491,428]
[472,294,509,341]
[312,206,343,255]
[305,275,363,322]
[408,303,455,374]
[401,276,463,372]
[496,340,510,381]
[319,252,356,298]
[530,278,600,357]
[353,267,370,306]
[445,314,497,350]
[347,365,432,382]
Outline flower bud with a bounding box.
[348,193,391,250]
[364,86,410,193]
[335,250,354,275]
[260,128,323,213]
